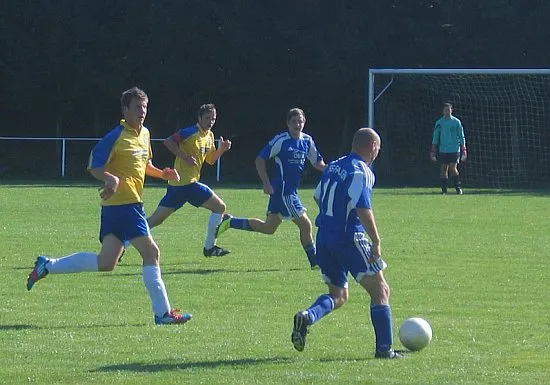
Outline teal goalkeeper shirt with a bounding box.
[432,115,466,153]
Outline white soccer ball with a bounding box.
[398,317,432,351]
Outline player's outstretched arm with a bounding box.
[145,162,180,182]
[205,136,232,165]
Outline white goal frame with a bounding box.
[368,68,550,128]
[367,68,550,187]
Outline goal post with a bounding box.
[367,68,550,188]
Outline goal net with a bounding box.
[368,69,550,188]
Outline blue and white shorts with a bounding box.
[100,203,151,243]
[316,232,388,288]
[267,190,306,220]
[158,182,214,209]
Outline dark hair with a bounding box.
[121,87,148,109]
[198,103,216,118]
[443,102,453,109]
[286,108,305,123]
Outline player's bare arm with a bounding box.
[89,167,120,200]
[357,207,381,257]
[314,160,327,172]
[206,136,232,165]
[145,162,180,182]
[255,156,273,195]
[164,137,197,166]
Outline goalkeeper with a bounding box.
[430,103,467,194]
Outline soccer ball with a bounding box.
[398,317,432,351]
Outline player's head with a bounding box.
[198,103,217,130]
[352,127,381,164]
[121,87,148,128]
[442,103,453,117]
[286,108,306,137]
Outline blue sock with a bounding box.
[303,242,317,266]
[370,304,394,352]
[307,294,335,325]
[230,218,253,231]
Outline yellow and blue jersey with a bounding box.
[168,124,216,186]
[432,115,466,153]
[88,120,152,206]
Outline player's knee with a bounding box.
[98,260,117,272]
[140,243,160,265]
[264,225,277,235]
[214,201,227,214]
[333,292,349,308]
[296,216,312,231]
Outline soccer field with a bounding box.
[1,184,548,385]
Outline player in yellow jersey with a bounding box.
[27,87,192,325]
[148,103,233,257]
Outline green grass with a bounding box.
[0,184,549,384]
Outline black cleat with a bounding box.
[203,245,231,257]
[291,311,310,352]
[374,349,406,359]
[456,187,464,195]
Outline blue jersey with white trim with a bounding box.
[258,131,323,194]
[314,153,374,243]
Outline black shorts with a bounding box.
[438,152,459,164]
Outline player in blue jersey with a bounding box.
[291,127,404,359]
[26,87,192,325]
[430,103,467,194]
[215,108,326,268]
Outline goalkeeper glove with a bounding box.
[460,148,467,162]
[429,151,437,162]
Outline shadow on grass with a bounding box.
[319,356,372,363]
[104,266,306,277]
[379,188,550,197]
[13,265,305,276]
[93,356,294,373]
[0,322,148,330]
[0,324,36,331]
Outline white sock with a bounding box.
[47,252,99,273]
[205,213,223,249]
[143,265,171,317]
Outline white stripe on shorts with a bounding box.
[283,194,300,219]
[353,233,387,278]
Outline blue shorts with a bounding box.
[267,190,306,220]
[100,203,151,243]
[158,182,214,209]
[316,231,387,288]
